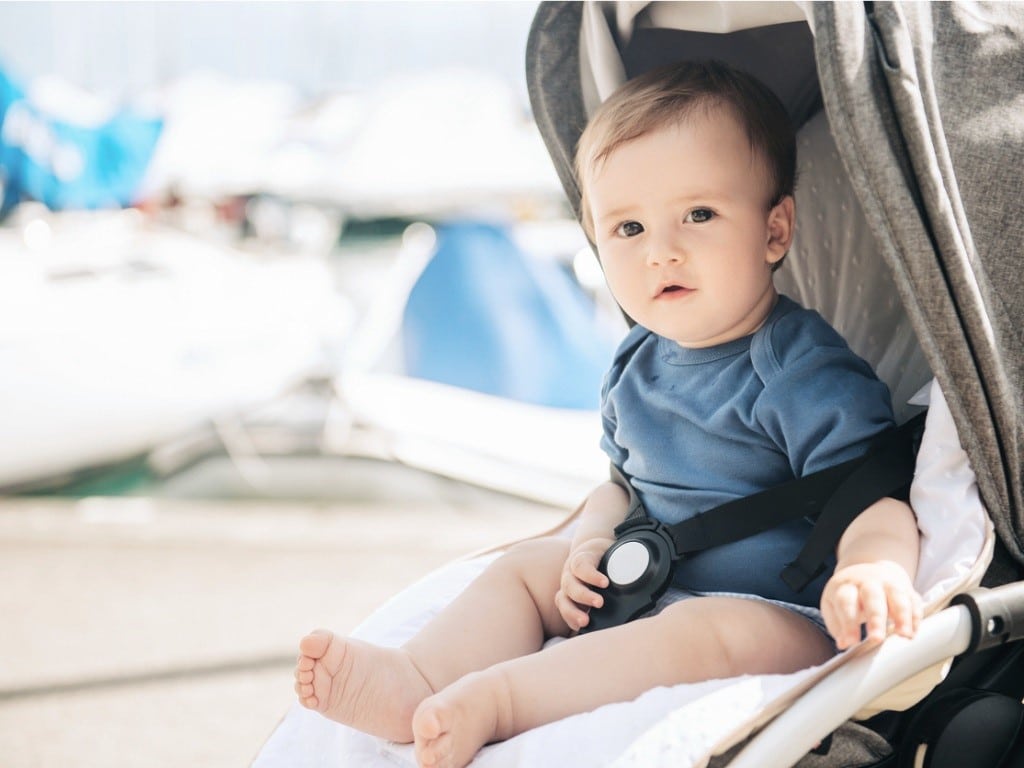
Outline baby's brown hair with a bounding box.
[575,60,796,253]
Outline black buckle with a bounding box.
[580,520,678,634]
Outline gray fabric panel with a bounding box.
[811,2,1023,562]
[792,721,894,768]
[708,720,893,768]
[924,1,1024,551]
[526,1,587,218]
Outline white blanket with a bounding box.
[252,380,992,768]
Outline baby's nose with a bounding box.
[646,238,685,267]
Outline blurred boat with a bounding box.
[321,219,620,508]
[141,218,619,509]
[0,206,352,491]
[140,69,564,219]
[133,70,613,507]
[0,68,615,506]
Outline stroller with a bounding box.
[253,2,1024,766]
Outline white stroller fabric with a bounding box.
[252,379,992,768]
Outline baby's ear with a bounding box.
[766,196,795,265]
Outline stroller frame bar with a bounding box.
[731,581,1024,768]
[732,606,973,767]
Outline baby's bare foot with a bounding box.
[413,671,510,768]
[294,629,433,743]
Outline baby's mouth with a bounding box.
[656,283,693,298]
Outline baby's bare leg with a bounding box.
[294,537,570,742]
[403,537,572,689]
[413,596,836,768]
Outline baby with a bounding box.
[294,60,923,768]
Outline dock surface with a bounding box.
[0,485,566,767]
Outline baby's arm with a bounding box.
[555,481,630,631]
[821,497,923,649]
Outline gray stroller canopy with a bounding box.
[527,1,1024,572]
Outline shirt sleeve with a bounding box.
[753,309,896,477]
[599,325,651,470]
[599,365,628,468]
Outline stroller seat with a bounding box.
[252,376,991,768]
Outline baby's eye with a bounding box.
[615,221,645,238]
[684,208,715,224]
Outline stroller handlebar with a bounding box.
[950,584,1024,654]
[727,602,977,768]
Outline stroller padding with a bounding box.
[780,110,930,422]
[619,25,822,130]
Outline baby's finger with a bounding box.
[912,591,924,631]
[564,575,603,609]
[570,551,609,589]
[888,586,923,638]
[555,589,590,631]
[859,581,889,643]
[828,582,862,649]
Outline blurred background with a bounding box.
[0,3,625,766]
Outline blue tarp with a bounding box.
[402,221,616,410]
[0,64,163,215]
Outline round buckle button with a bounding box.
[606,540,651,586]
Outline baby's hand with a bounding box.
[555,537,614,632]
[821,561,923,650]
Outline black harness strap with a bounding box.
[610,411,926,593]
[611,463,646,522]
[780,414,923,590]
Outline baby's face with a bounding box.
[587,109,791,348]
